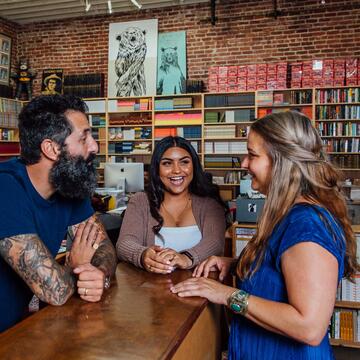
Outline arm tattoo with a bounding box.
[0,234,76,306]
[90,216,117,277]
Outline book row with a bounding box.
[316,122,360,137]
[322,138,360,153]
[329,309,360,342]
[316,88,360,104]
[316,105,360,120]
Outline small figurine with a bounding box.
[11,58,36,100]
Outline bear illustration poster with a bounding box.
[157,31,186,95]
[108,19,158,97]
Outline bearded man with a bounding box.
[0,95,117,332]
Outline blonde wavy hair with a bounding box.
[237,111,359,280]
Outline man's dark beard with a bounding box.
[49,150,97,199]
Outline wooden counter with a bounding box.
[0,263,221,360]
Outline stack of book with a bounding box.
[154,99,174,110]
[154,112,202,125]
[131,142,151,154]
[204,112,219,123]
[117,100,136,112]
[204,157,233,168]
[0,128,17,141]
[173,97,193,109]
[204,125,236,138]
[89,115,106,127]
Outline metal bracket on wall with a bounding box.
[211,0,217,26]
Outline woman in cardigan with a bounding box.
[171,111,359,359]
[116,136,228,274]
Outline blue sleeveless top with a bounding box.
[229,204,346,360]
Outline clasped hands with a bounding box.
[68,217,107,302]
[170,256,237,306]
[142,245,193,274]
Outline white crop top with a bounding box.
[154,225,202,252]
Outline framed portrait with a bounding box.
[41,69,63,95]
[108,19,158,97]
[157,31,187,95]
[0,34,11,86]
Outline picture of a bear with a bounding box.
[115,27,147,96]
[157,46,185,95]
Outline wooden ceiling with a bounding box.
[0,0,209,25]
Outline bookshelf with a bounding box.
[107,96,153,166]
[256,88,314,120]
[315,86,360,175]
[330,225,360,348]
[203,92,256,199]
[0,97,23,161]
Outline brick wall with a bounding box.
[7,0,360,95]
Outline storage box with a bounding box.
[236,197,265,223]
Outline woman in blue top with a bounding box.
[171,111,359,359]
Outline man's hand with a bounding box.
[68,217,106,269]
[73,263,106,302]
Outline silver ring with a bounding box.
[84,288,88,295]
[92,243,99,250]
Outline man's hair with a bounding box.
[18,95,88,164]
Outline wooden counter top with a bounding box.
[0,263,221,360]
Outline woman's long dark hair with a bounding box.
[146,136,228,234]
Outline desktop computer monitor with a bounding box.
[104,162,144,193]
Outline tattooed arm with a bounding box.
[0,234,75,306]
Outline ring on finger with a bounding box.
[84,288,88,296]
[148,265,152,271]
[92,242,99,250]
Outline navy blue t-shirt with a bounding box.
[0,158,93,332]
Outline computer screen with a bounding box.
[104,162,144,193]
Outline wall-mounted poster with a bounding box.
[157,31,186,95]
[0,34,11,85]
[41,69,63,95]
[108,19,158,97]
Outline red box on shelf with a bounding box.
[334,59,345,71]
[247,83,256,91]
[346,58,358,85]
[302,78,314,88]
[267,63,277,74]
[218,84,227,93]
[208,78,218,86]
[218,76,227,85]
[276,62,288,73]
[227,66,238,77]
[276,81,287,90]
[256,83,267,90]
[227,84,238,92]
[238,65,247,77]
[247,64,257,77]
[208,84,219,93]
[257,63,267,76]
[238,83,247,91]
[218,66,228,77]
[208,66,219,76]
[227,76,237,85]
[290,62,302,88]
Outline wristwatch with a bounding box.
[104,275,111,290]
[228,289,249,315]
